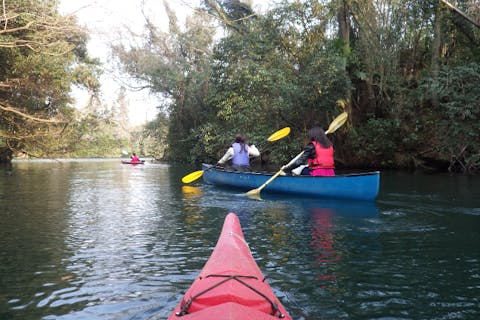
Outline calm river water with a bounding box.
[0,159,479,320]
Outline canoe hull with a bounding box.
[202,164,380,201]
[167,213,291,320]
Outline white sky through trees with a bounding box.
[59,0,278,126]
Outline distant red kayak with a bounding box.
[121,160,145,165]
[168,213,292,320]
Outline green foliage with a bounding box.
[135,113,169,160]
[343,117,402,168]
[111,7,215,163]
[0,0,101,160]
[111,0,479,173]
[44,113,125,158]
[415,62,480,172]
[194,1,350,164]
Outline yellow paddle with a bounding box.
[245,112,348,197]
[181,127,291,184]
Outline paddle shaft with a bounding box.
[250,152,304,194]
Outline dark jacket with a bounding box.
[284,143,316,171]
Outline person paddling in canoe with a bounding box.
[217,134,260,172]
[130,152,140,163]
[282,126,335,176]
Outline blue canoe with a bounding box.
[202,164,380,201]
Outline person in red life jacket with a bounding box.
[131,152,140,163]
[282,126,335,176]
[217,134,260,172]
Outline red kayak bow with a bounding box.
[168,213,291,320]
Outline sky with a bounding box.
[59,0,277,126]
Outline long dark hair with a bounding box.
[234,134,248,153]
[308,126,332,148]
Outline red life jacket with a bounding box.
[308,141,334,169]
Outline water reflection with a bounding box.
[306,200,379,294]
[310,208,339,286]
[0,161,75,319]
[45,161,175,319]
[181,186,203,198]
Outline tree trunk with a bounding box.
[336,0,352,117]
[431,2,443,108]
[0,147,13,163]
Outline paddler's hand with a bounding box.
[281,165,292,174]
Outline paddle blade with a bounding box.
[245,191,263,201]
[181,170,204,183]
[325,112,348,134]
[245,188,261,197]
[121,150,129,155]
[267,127,291,142]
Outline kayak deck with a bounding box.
[121,160,145,164]
[168,213,291,319]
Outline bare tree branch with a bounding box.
[0,103,67,124]
[440,0,480,28]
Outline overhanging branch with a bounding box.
[0,103,66,124]
[440,0,480,28]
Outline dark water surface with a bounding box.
[0,159,479,320]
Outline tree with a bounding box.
[111,87,131,140]
[204,0,349,163]
[0,0,100,162]
[324,0,479,171]
[112,0,479,172]
[114,0,349,164]
[111,0,215,162]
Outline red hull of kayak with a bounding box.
[121,160,145,165]
[168,213,291,320]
